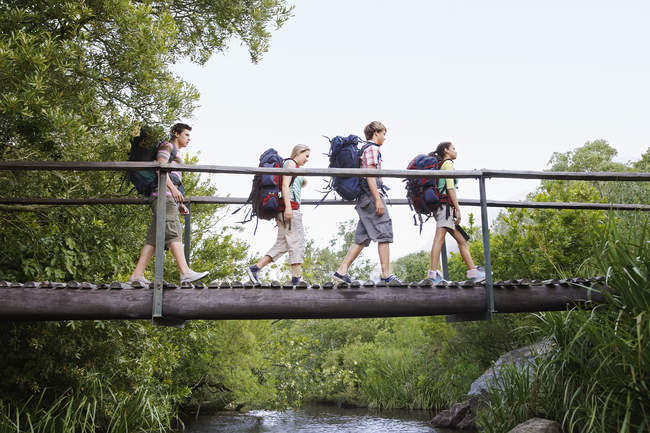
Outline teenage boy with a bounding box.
[333,121,402,284]
[127,123,209,285]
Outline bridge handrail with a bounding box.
[1,196,648,212]
[0,160,649,181]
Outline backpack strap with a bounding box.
[283,158,297,187]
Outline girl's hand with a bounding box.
[283,208,293,223]
[454,206,462,224]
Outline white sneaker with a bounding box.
[127,275,151,285]
[180,270,209,283]
[467,266,486,283]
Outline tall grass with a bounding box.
[477,222,649,433]
[0,383,172,433]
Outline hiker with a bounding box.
[127,123,209,285]
[247,144,311,285]
[427,141,485,283]
[333,121,402,284]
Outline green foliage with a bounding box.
[477,223,650,433]
[285,220,374,283]
[392,251,429,282]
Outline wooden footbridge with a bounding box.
[1,160,647,325]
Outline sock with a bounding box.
[428,269,439,279]
[250,265,259,272]
[291,276,300,285]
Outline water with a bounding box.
[185,405,463,433]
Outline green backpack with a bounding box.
[127,125,179,196]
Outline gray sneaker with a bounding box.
[333,272,353,284]
[247,266,261,284]
[127,275,151,285]
[180,270,209,283]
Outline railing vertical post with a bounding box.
[441,241,449,280]
[183,202,191,265]
[478,176,495,318]
[152,170,167,320]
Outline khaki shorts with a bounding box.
[265,210,305,264]
[145,195,183,248]
[434,204,455,230]
[354,194,393,246]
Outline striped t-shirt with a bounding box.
[154,141,182,196]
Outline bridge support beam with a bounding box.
[0,280,605,321]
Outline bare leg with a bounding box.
[169,241,191,274]
[290,263,302,278]
[449,228,476,270]
[378,242,390,278]
[336,243,365,275]
[429,228,448,271]
[131,244,155,278]
[255,255,273,270]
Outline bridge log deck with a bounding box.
[0,278,606,321]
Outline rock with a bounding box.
[507,418,562,433]
[468,340,550,399]
[431,400,471,428]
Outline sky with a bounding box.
[173,0,649,275]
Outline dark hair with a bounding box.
[170,123,192,138]
[429,141,452,159]
[364,121,386,140]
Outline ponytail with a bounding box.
[429,141,452,160]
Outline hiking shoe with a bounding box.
[467,266,486,283]
[127,275,151,285]
[381,274,403,285]
[247,266,261,284]
[333,272,353,284]
[426,270,447,284]
[180,270,209,283]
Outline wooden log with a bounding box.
[0,282,606,321]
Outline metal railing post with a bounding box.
[441,241,449,280]
[152,170,167,320]
[479,176,495,318]
[184,202,191,265]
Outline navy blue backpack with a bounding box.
[324,135,378,201]
[235,148,294,231]
[404,154,451,231]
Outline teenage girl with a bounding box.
[428,141,485,283]
[247,144,311,285]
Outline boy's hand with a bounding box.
[170,185,184,204]
[454,206,461,224]
[179,203,189,215]
[375,198,385,216]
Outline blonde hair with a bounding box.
[290,144,310,159]
[290,144,310,186]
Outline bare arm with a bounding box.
[446,187,461,224]
[282,160,296,222]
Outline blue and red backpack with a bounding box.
[235,148,295,231]
[405,154,453,231]
[322,135,379,201]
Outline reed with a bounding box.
[477,222,649,432]
[0,383,172,433]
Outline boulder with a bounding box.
[468,340,550,399]
[507,418,562,433]
[431,400,471,428]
